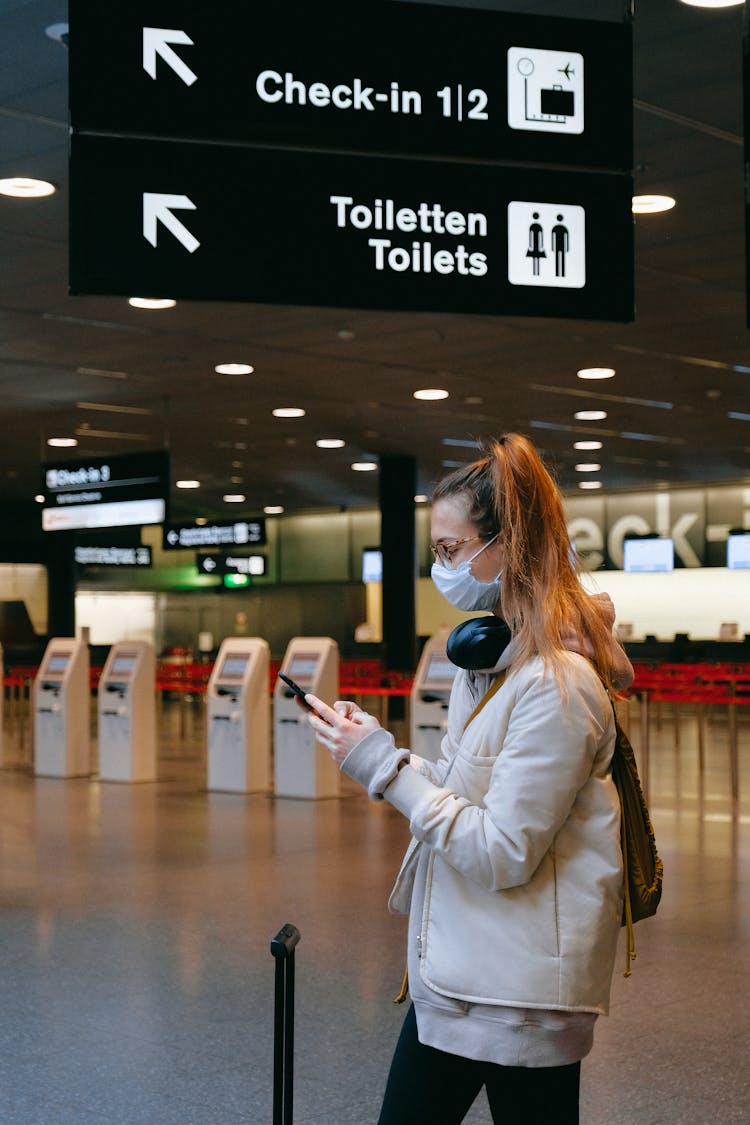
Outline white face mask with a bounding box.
[431,536,502,612]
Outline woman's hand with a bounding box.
[303,694,382,766]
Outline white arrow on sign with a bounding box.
[143,193,200,253]
[167,530,179,545]
[143,27,197,87]
[202,557,217,571]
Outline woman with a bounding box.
[305,434,629,1125]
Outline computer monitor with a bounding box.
[362,548,382,583]
[46,653,70,674]
[623,537,674,573]
[727,533,750,570]
[111,655,136,676]
[287,654,319,682]
[219,654,249,679]
[423,653,457,687]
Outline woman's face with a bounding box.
[430,495,504,585]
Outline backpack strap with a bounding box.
[463,670,507,733]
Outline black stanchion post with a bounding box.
[270,923,301,1125]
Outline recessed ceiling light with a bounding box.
[223,494,246,503]
[579,481,603,490]
[414,388,449,401]
[47,437,78,447]
[176,480,200,489]
[577,368,615,380]
[195,518,208,526]
[414,494,429,503]
[272,407,306,418]
[128,297,176,309]
[45,22,69,44]
[463,396,484,405]
[0,177,56,198]
[34,494,45,504]
[264,505,284,515]
[632,195,676,215]
[574,410,608,421]
[352,462,378,472]
[679,0,743,7]
[575,463,602,472]
[574,441,603,450]
[316,438,345,449]
[337,329,355,340]
[214,363,254,375]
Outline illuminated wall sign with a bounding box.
[75,545,153,567]
[196,552,266,577]
[68,2,632,170]
[42,451,168,532]
[164,518,266,551]
[70,137,633,321]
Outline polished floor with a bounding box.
[1,697,749,1124]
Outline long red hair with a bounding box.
[433,433,614,690]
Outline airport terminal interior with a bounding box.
[1,0,750,1122]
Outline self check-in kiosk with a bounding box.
[207,638,270,793]
[34,637,90,777]
[98,641,156,783]
[410,630,458,763]
[274,637,339,798]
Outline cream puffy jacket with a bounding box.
[342,650,623,1014]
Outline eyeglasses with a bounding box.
[429,535,492,568]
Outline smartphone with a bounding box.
[278,672,333,724]
[278,671,314,710]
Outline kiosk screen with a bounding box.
[111,656,136,676]
[287,655,318,682]
[424,654,457,687]
[623,537,674,573]
[727,533,750,570]
[46,654,70,674]
[219,655,249,679]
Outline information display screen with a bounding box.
[727,533,750,569]
[287,655,319,682]
[623,537,674,573]
[46,654,70,674]
[219,655,249,679]
[111,656,136,676]
[423,654,458,686]
[362,548,383,583]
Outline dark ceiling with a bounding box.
[1,0,748,524]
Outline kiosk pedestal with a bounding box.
[274,638,339,799]
[207,638,270,793]
[34,637,91,777]
[98,641,156,782]
[410,630,458,764]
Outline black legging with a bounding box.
[377,1005,580,1125]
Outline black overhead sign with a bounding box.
[744,2,750,328]
[70,136,633,321]
[163,518,266,551]
[68,1,633,321]
[196,552,267,577]
[75,545,153,568]
[42,451,168,532]
[68,1,632,170]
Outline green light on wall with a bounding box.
[223,573,250,588]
